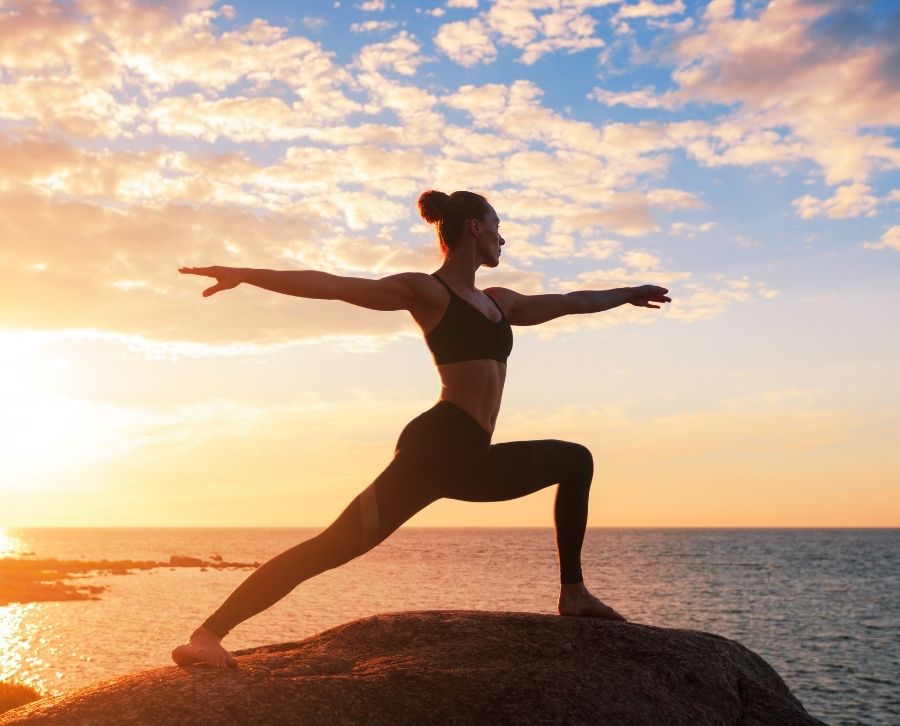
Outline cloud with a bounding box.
[589,87,675,110]
[303,17,328,31]
[88,3,348,94]
[149,95,355,144]
[351,20,398,32]
[793,183,880,220]
[0,76,142,138]
[434,17,497,66]
[574,238,624,261]
[614,0,685,21]
[354,31,428,75]
[646,188,704,211]
[666,278,777,322]
[669,221,716,237]
[621,249,662,270]
[669,0,900,186]
[518,7,605,64]
[666,117,810,174]
[440,126,524,157]
[445,81,674,188]
[0,0,359,141]
[863,225,900,253]
[483,2,541,49]
[0,0,119,86]
[435,1,605,66]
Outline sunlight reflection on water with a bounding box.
[0,604,47,693]
[0,528,26,558]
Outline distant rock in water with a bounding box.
[0,556,258,606]
[0,611,824,725]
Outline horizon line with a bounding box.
[3,525,898,530]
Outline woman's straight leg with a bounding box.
[199,452,438,639]
[173,400,480,666]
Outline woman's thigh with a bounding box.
[351,452,441,549]
[446,438,592,503]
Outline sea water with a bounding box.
[0,528,897,725]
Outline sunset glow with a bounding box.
[1,0,897,527]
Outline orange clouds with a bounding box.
[670,0,900,186]
[1,0,893,352]
[864,225,900,253]
[793,183,881,220]
[589,0,899,210]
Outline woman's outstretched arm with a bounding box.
[485,285,671,326]
[178,266,433,312]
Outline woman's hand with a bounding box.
[629,285,671,309]
[178,266,245,297]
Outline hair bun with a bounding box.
[418,189,450,224]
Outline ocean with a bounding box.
[0,528,897,725]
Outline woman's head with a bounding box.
[418,189,495,258]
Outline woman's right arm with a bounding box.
[178,266,432,312]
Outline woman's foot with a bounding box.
[558,582,627,621]
[171,626,237,668]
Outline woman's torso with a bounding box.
[410,274,510,434]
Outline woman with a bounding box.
[173,190,671,667]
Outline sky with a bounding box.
[1,0,898,527]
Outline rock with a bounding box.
[0,611,824,725]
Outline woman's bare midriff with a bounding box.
[436,359,506,435]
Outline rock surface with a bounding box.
[0,611,824,725]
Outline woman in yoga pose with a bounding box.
[173,190,670,667]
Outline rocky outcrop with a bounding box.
[0,610,824,725]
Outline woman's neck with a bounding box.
[436,249,480,291]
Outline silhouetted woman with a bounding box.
[172,190,670,667]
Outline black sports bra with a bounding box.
[425,274,513,365]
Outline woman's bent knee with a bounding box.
[564,442,593,482]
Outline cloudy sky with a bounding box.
[1,0,898,527]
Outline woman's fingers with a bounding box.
[633,295,668,308]
[178,266,227,295]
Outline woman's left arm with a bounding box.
[486,285,670,326]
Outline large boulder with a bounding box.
[0,610,824,725]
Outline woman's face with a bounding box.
[477,206,505,268]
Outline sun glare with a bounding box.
[0,383,86,487]
[0,528,25,558]
[0,336,127,495]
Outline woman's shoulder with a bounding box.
[482,285,519,307]
[395,271,444,296]
[388,271,450,311]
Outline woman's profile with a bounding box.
[172,189,671,667]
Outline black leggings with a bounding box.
[202,401,594,638]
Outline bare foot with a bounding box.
[558,582,627,621]
[171,626,237,668]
